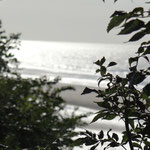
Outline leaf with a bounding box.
[119,19,145,35]
[73,138,87,146]
[110,11,126,17]
[81,87,98,95]
[96,69,100,73]
[95,101,103,107]
[100,66,106,76]
[100,57,106,66]
[98,130,104,139]
[132,142,142,149]
[90,143,99,150]
[112,133,119,141]
[104,114,116,120]
[107,62,117,67]
[128,71,146,85]
[94,60,101,66]
[137,46,144,54]
[85,137,98,146]
[132,7,144,16]
[143,83,150,96]
[128,119,134,129]
[86,130,93,137]
[128,57,139,66]
[91,113,104,123]
[129,30,146,42]
[143,56,149,62]
[143,46,150,55]
[94,57,106,66]
[145,21,150,31]
[109,141,119,147]
[107,15,126,32]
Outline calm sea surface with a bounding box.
[14,40,140,150]
[14,40,139,86]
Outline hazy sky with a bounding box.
[0,0,147,43]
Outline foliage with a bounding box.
[79,1,150,150]
[0,21,86,150]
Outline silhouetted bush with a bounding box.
[0,21,86,150]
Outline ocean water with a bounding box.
[14,40,139,87]
[13,40,140,150]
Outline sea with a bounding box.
[13,40,141,150]
[14,40,139,87]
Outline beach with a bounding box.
[55,82,125,132]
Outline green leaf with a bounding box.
[132,7,144,16]
[129,119,134,129]
[107,62,117,67]
[129,30,146,42]
[119,19,145,35]
[73,138,87,146]
[96,69,100,73]
[143,46,150,55]
[91,113,104,123]
[144,141,150,146]
[143,83,150,96]
[104,114,116,120]
[132,142,142,149]
[107,15,126,32]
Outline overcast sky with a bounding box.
[0,0,147,43]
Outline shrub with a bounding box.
[0,21,86,150]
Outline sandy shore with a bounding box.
[55,82,125,133]
[55,82,100,110]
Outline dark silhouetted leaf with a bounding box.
[143,46,150,55]
[98,130,104,139]
[94,60,101,66]
[129,119,135,129]
[128,57,139,66]
[110,11,126,17]
[112,133,119,141]
[143,56,149,62]
[100,57,106,66]
[133,142,142,149]
[81,87,98,95]
[119,19,145,35]
[128,71,146,85]
[100,66,106,76]
[94,57,106,66]
[132,7,144,16]
[104,114,116,120]
[137,46,144,54]
[129,30,146,42]
[109,141,119,147]
[91,113,104,123]
[143,83,150,96]
[85,137,98,146]
[107,15,126,32]
[107,62,117,67]
[90,143,99,150]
